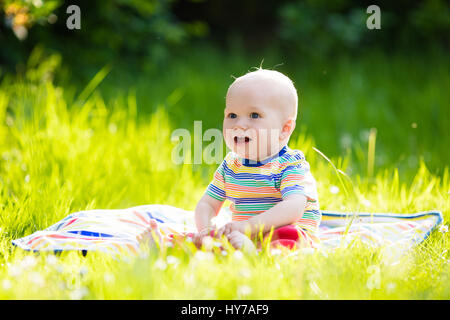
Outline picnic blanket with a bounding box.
[12,204,443,259]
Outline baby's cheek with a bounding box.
[255,132,273,148]
[224,135,235,148]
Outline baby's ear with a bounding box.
[281,118,296,139]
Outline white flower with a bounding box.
[362,199,372,208]
[154,258,167,270]
[239,268,252,278]
[193,251,214,262]
[108,123,117,134]
[340,133,353,149]
[386,282,396,293]
[21,256,37,269]
[202,236,214,251]
[103,272,115,284]
[166,255,180,267]
[194,251,206,261]
[204,288,217,299]
[329,185,340,194]
[69,287,88,300]
[28,271,45,287]
[2,279,12,290]
[237,285,252,296]
[45,255,58,266]
[8,265,23,277]
[439,225,448,234]
[233,250,244,260]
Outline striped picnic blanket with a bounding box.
[12,204,443,258]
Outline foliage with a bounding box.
[278,0,450,57]
[0,0,205,71]
[1,0,449,73]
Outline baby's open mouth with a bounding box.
[234,136,251,144]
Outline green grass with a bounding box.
[0,50,449,299]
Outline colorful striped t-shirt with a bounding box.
[206,145,321,234]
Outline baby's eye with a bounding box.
[250,112,260,119]
[228,113,237,119]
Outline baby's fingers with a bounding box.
[224,223,234,236]
[229,237,243,249]
[216,226,227,238]
[226,230,240,240]
[193,234,202,248]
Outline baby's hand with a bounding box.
[227,230,256,253]
[217,221,248,238]
[193,226,216,248]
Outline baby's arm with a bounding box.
[193,193,224,247]
[240,194,306,237]
[217,194,306,238]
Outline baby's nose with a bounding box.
[234,118,249,130]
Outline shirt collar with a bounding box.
[241,146,288,167]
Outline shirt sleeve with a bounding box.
[279,157,317,201]
[205,159,226,202]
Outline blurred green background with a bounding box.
[1,0,449,178]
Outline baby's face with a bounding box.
[223,76,295,161]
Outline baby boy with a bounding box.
[193,68,321,252]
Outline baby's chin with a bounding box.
[231,148,256,160]
[236,152,258,161]
[231,147,273,162]
[227,143,257,160]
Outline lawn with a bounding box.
[0,48,448,299]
